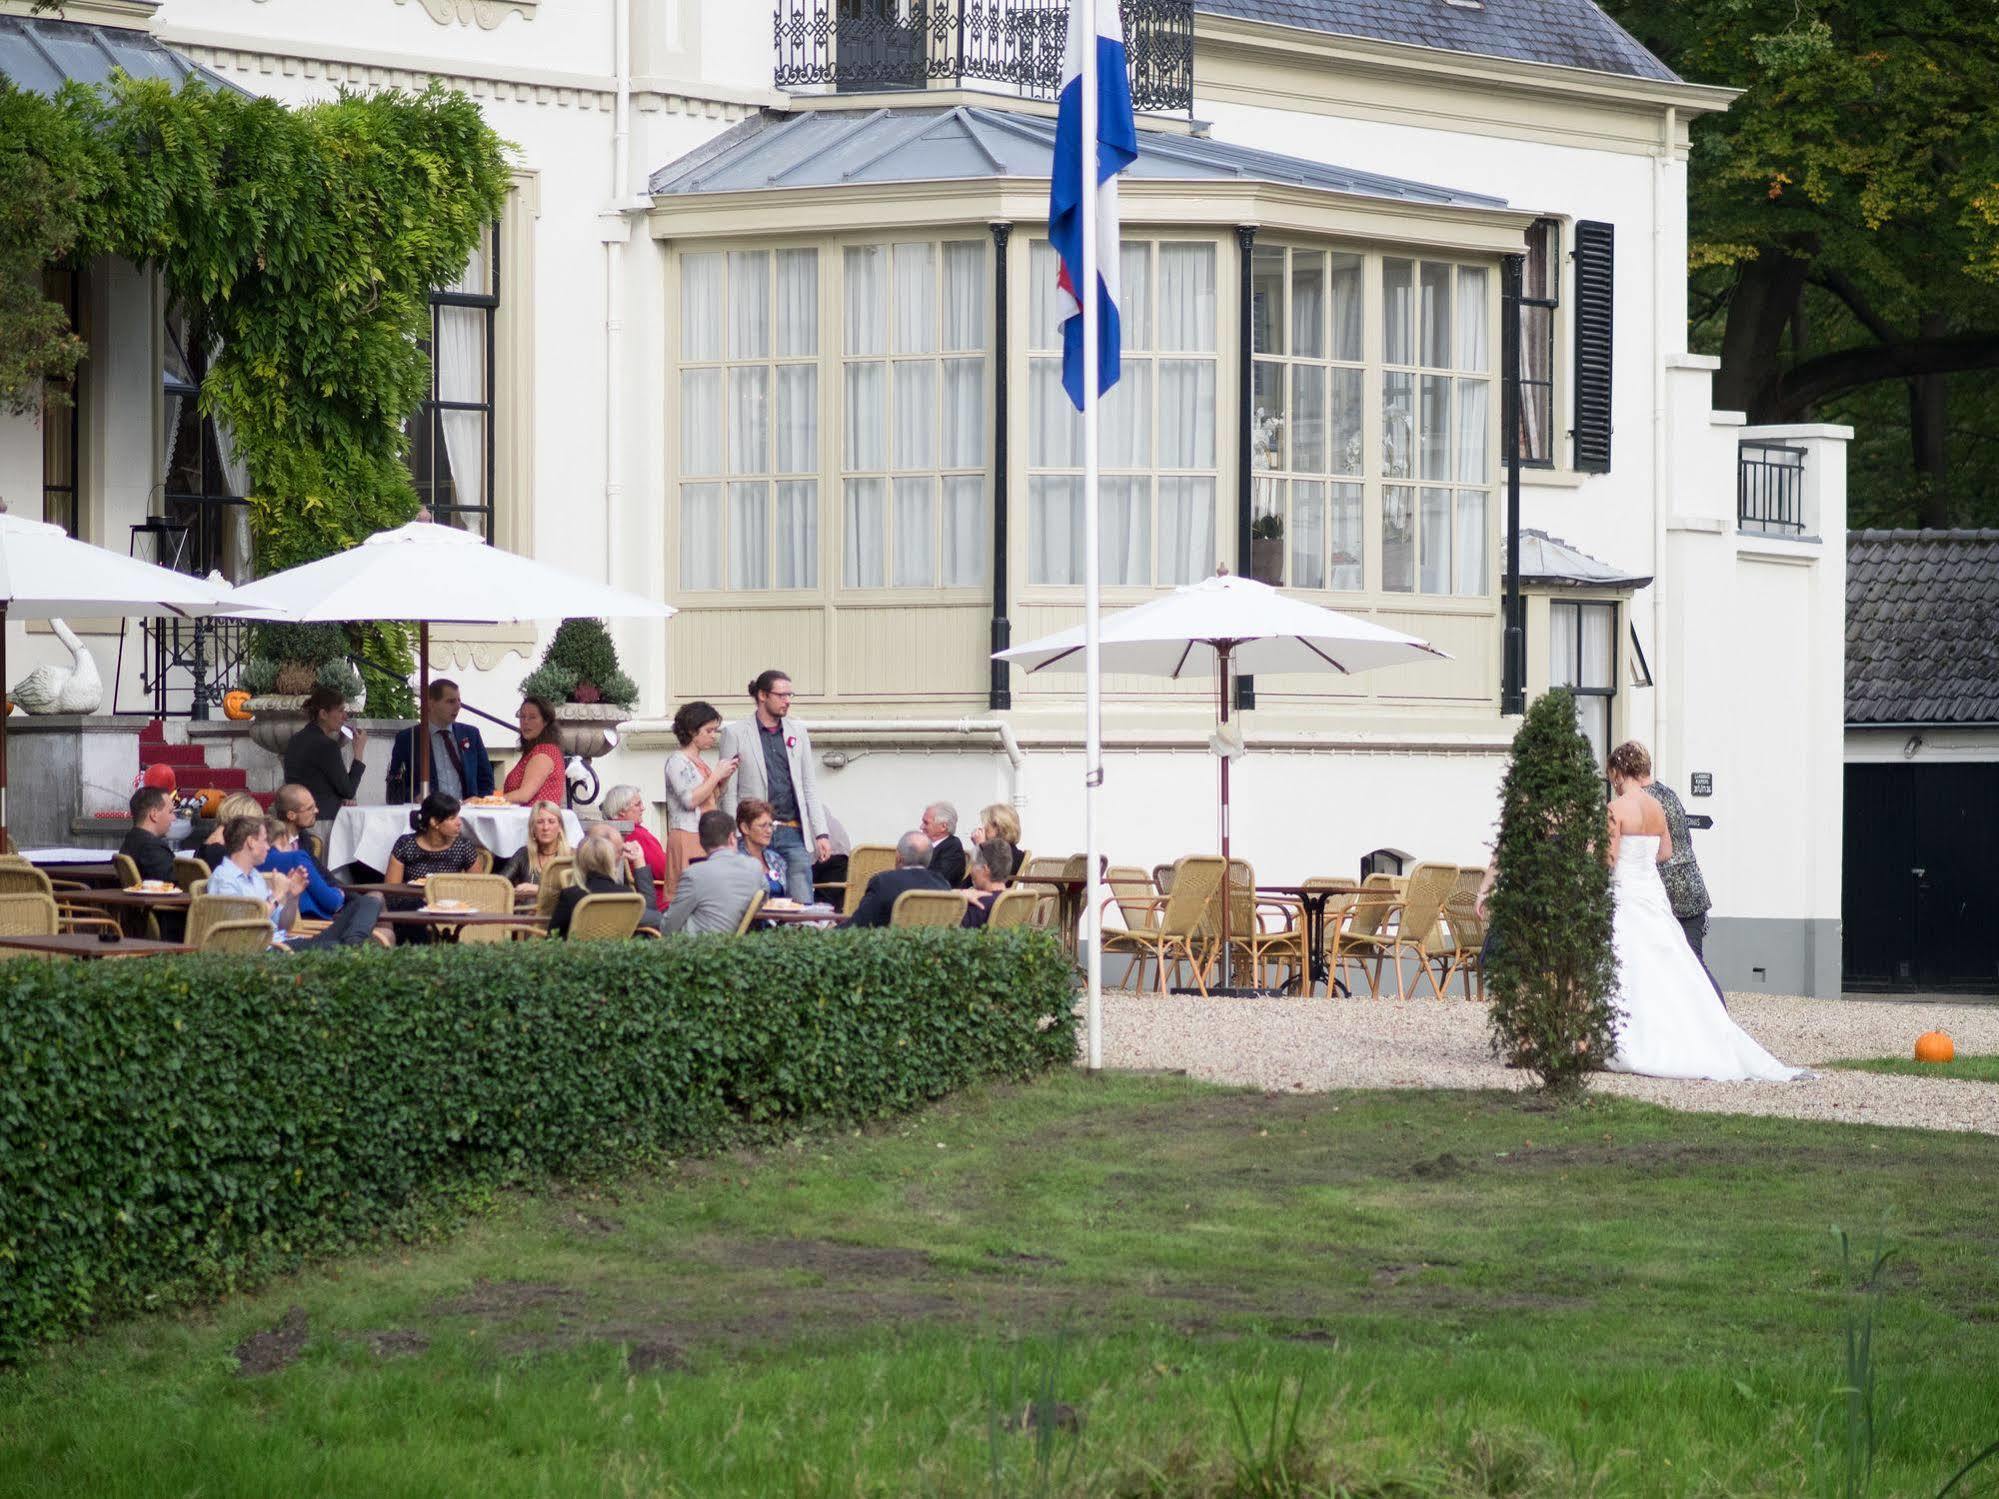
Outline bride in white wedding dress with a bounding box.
[1601,748,1803,1082]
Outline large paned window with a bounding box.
[407,225,499,539]
[1026,238,1219,587]
[841,239,988,590]
[680,247,821,591]
[41,267,81,539]
[1551,599,1616,770]
[1519,218,1559,466]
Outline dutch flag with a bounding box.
[1050,0,1138,411]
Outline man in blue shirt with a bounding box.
[208,816,384,948]
[385,679,495,803]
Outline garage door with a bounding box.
[1844,762,1999,990]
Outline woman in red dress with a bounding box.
[502,695,567,806]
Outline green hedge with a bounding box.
[0,929,1075,1359]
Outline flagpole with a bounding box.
[1080,0,1104,1074]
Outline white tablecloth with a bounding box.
[325,804,585,874]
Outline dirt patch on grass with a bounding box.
[360,1329,430,1361]
[234,1305,309,1377]
[728,1238,933,1279]
[430,1280,585,1319]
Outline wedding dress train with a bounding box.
[1605,836,1802,1082]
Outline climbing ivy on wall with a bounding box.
[0,74,511,713]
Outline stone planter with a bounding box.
[244,695,308,756]
[553,702,629,761]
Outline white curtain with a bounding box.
[1328,482,1363,591]
[1383,372,1413,479]
[1029,357,1081,467]
[1455,378,1490,484]
[1330,252,1363,362]
[1419,262,1452,368]
[1251,246,1284,355]
[437,301,485,521]
[775,364,817,474]
[1382,485,1415,592]
[680,483,722,590]
[1290,481,1325,590]
[729,250,770,359]
[941,475,984,587]
[1157,476,1214,584]
[1099,360,1150,469]
[1419,374,1449,481]
[1521,307,1553,459]
[1453,489,1487,596]
[1457,267,1490,372]
[892,242,935,355]
[730,481,768,589]
[681,253,723,360]
[681,369,722,475]
[1029,475,1082,585]
[891,361,935,470]
[1098,476,1150,585]
[843,477,885,587]
[211,417,255,580]
[1581,604,1614,688]
[844,362,884,470]
[1291,363,1326,472]
[1331,368,1362,476]
[775,479,817,589]
[1291,251,1324,359]
[941,358,984,468]
[1419,487,1451,594]
[728,366,768,475]
[892,476,935,586]
[1157,243,1215,352]
[844,246,885,356]
[1029,240,1062,350]
[1383,259,1413,365]
[943,242,984,352]
[775,248,818,357]
[1156,360,1214,469]
[1550,602,1579,686]
[1120,242,1151,351]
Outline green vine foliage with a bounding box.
[0,85,101,415]
[1,74,510,715]
[1484,689,1620,1096]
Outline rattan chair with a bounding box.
[0,892,59,957]
[0,863,120,938]
[890,889,967,928]
[1328,874,1407,999]
[1101,855,1226,996]
[1442,865,1489,999]
[1212,858,1306,992]
[1020,856,1072,881]
[529,859,577,922]
[426,872,522,945]
[189,878,208,897]
[1103,866,1161,934]
[1378,862,1462,1000]
[839,845,897,916]
[201,918,274,954]
[732,888,767,935]
[305,832,325,865]
[111,852,143,889]
[566,892,644,941]
[984,888,1040,929]
[187,894,268,949]
[171,856,210,893]
[1151,862,1178,896]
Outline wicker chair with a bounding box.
[891,890,967,928]
[530,859,577,922]
[732,888,766,935]
[304,832,325,865]
[566,892,644,941]
[0,892,59,957]
[1020,856,1072,881]
[171,857,210,893]
[1442,865,1489,999]
[1328,874,1407,999]
[427,872,521,945]
[1377,862,1462,1000]
[1215,859,1306,992]
[984,889,1040,929]
[0,863,120,938]
[201,918,274,954]
[111,852,143,889]
[1151,862,1178,896]
[1103,866,1161,934]
[840,845,897,916]
[1101,855,1226,996]
[187,894,268,949]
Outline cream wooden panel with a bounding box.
[832,605,988,699]
[667,606,828,702]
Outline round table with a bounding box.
[326,803,585,874]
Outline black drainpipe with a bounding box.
[1234,224,1257,711]
[988,220,1012,711]
[1500,252,1525,716]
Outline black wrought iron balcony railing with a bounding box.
[773,0,1195,116]
[1738,441,1808,535]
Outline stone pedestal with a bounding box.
[3,713,153,849]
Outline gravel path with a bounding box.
[1097,991,1999,1135]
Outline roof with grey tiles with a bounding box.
[1194,0,1679,83]
[0,13,236,97]
[1847,530,1999,726]
[650,105,1506,206]
[1513,528,1651,590]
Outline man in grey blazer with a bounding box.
[661,811,768,934]
[717,668,830,904]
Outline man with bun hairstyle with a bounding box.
[716,668,830,905]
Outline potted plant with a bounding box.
[518,618,637,760]
[1249,509,1286,587]
[236,623,364,755]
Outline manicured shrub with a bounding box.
[0,930,1075,1359]
[1484,688,1619,1094]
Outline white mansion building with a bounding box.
[0,0,1849,995]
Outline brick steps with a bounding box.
[136,719,265,806]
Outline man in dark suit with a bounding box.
[385,679,495,803]
[847,832,949,928]
[119,786,178,882]
[923,801,967,887]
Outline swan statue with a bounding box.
[12,618,104,715]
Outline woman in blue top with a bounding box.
[260,814,344,920]
[735,798,788,898]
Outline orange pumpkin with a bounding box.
[222,689,254,721]
[1914,1031,1955,1064]
[195,788,225,820]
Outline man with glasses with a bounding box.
[717,668,831,905]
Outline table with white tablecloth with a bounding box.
[325,804,585,875]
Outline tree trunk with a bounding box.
[1715,254,1810,419]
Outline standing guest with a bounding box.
[261,815,346,922]
[191,791,267,870]
[958,841,1015,928]
[120,786,178,883]
[717,669,831,905]
[600,784,668,914]
[967,804,1024,883]
[661,810,768,935]
[281,685,368,847]
[384,679,495,803]
[206,815,384,948]
[577,821,666,932]
[549,828,640,939]
[922,801,967,887]
[1617,739,1726,1002]
[662,700,738,906]
[846,831,948,929]
[501,694,567,806]
[735,797,789,898]
[385,792,484,886]
[498,800,571,895]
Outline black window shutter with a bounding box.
[1572,220,1614,473]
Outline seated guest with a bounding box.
[384,678,495,803]
[191,791,266,870]
[549,827,641,939]
[498,800,571,895]
[736,798,789,898]
[847,831,948,929]
[501,694,567,806]
[599,784,668,915]
[661,810,767,935]
[923,801,967,887]
[811,808,853,906]
[385,792,484,888]
[120,786,178,883]
[261,815,346,922]
[968,803,1024,884]
[959,840,1016,928]
[577,821,665,932]
[281,685,368,845]
[206,815,384,948]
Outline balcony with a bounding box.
[1738,440,1807,536]
[773,0,1195,117]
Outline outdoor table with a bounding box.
[22,846,121,866]
[756,905,841,929]
[0,933,193,960]
[57,885,194,938]
[1257,883,1359,996]
[29,860,125,888]
[325,803,584,876]
[374,909,546,941]
[1014,875,1087,949]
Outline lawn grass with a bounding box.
[1829,1053,1999,1084]
[2,1074,1996,1497]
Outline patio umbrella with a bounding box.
[221,522,675,796]
[0,508,240,844]
[997,573,1451,991]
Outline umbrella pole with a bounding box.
[1216,642,1234,989]
[417,621,431,801]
